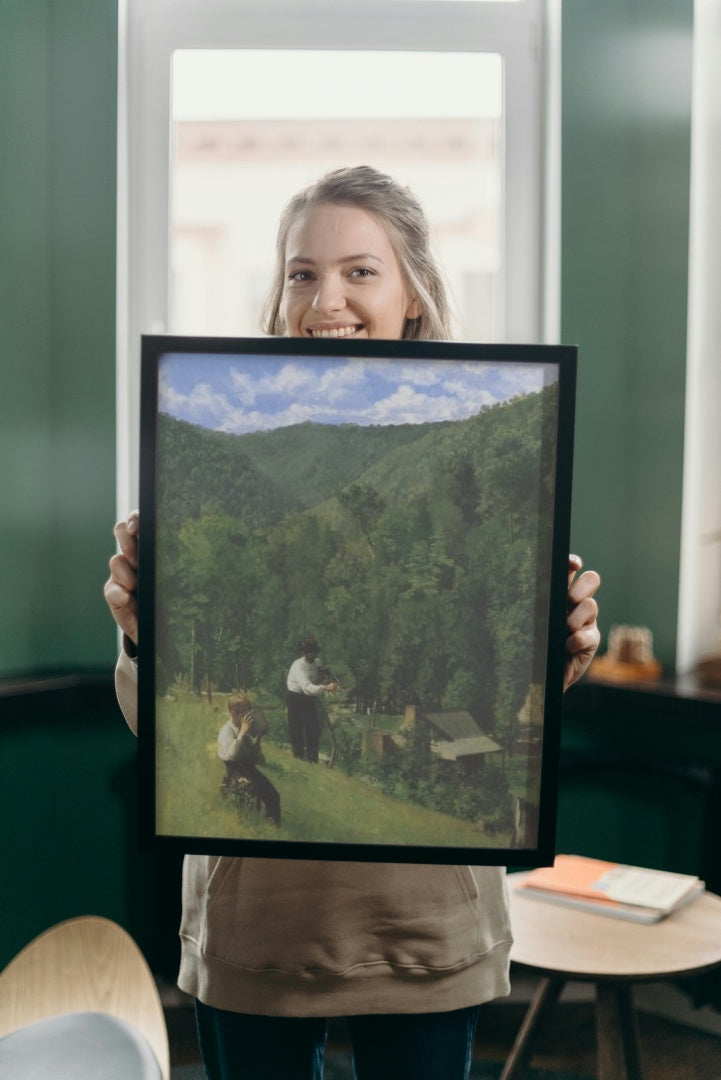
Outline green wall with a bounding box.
[0,682,183,974]
[0,0,135,973]
[0,0,119,676]
[562,0,693,669]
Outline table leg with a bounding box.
[499,976,565,1080]
[596,982,643,1080]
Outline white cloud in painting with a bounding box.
[158,372,232,422]
[158,354,555,434]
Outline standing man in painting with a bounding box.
[286,635,337,763]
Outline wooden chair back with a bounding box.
[0,915,169,1080]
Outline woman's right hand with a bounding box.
[103,510,139,646]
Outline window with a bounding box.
[169,49,503,340]
[118,0,556,510]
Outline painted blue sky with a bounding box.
[158,352,557,435]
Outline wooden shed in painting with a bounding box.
[404,706,502,763]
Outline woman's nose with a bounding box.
[312,274,345,314]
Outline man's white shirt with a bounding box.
[287,656,324,695]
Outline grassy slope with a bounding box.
[155,692,511,851]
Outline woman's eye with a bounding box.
[349,267,375,279]
[288,270,313,283]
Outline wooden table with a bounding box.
[502,873,721,1080]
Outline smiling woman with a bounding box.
[282,205,420,340]
[263,167,453,342]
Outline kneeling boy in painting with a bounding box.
[218,695,281,826]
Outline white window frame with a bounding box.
[676,0,721,674]
[116,0,558,512]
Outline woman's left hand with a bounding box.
[564,554,601,691]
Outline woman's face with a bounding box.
[280,203,421,340]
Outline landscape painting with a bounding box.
[138,336,576,864]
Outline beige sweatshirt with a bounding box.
[116,650,512,1016]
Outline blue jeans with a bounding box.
[195,1000,481,1080]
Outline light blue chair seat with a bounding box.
[0,1011,162,1079]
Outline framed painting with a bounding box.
[137,335,576,865]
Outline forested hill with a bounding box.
[328,389,552,514]
[157,414,286,528]
[157,413,437,524]
[239,420,435,510]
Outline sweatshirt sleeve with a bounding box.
[115,645,139,736]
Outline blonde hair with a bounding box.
[261,166,454,341]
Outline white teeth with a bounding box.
[311,326,358,338]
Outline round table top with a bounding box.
[508,872,721,981]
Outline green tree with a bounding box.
[172,511,264,697]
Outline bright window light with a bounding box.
[170,50,504,342]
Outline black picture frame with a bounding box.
[138,335,576,865]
